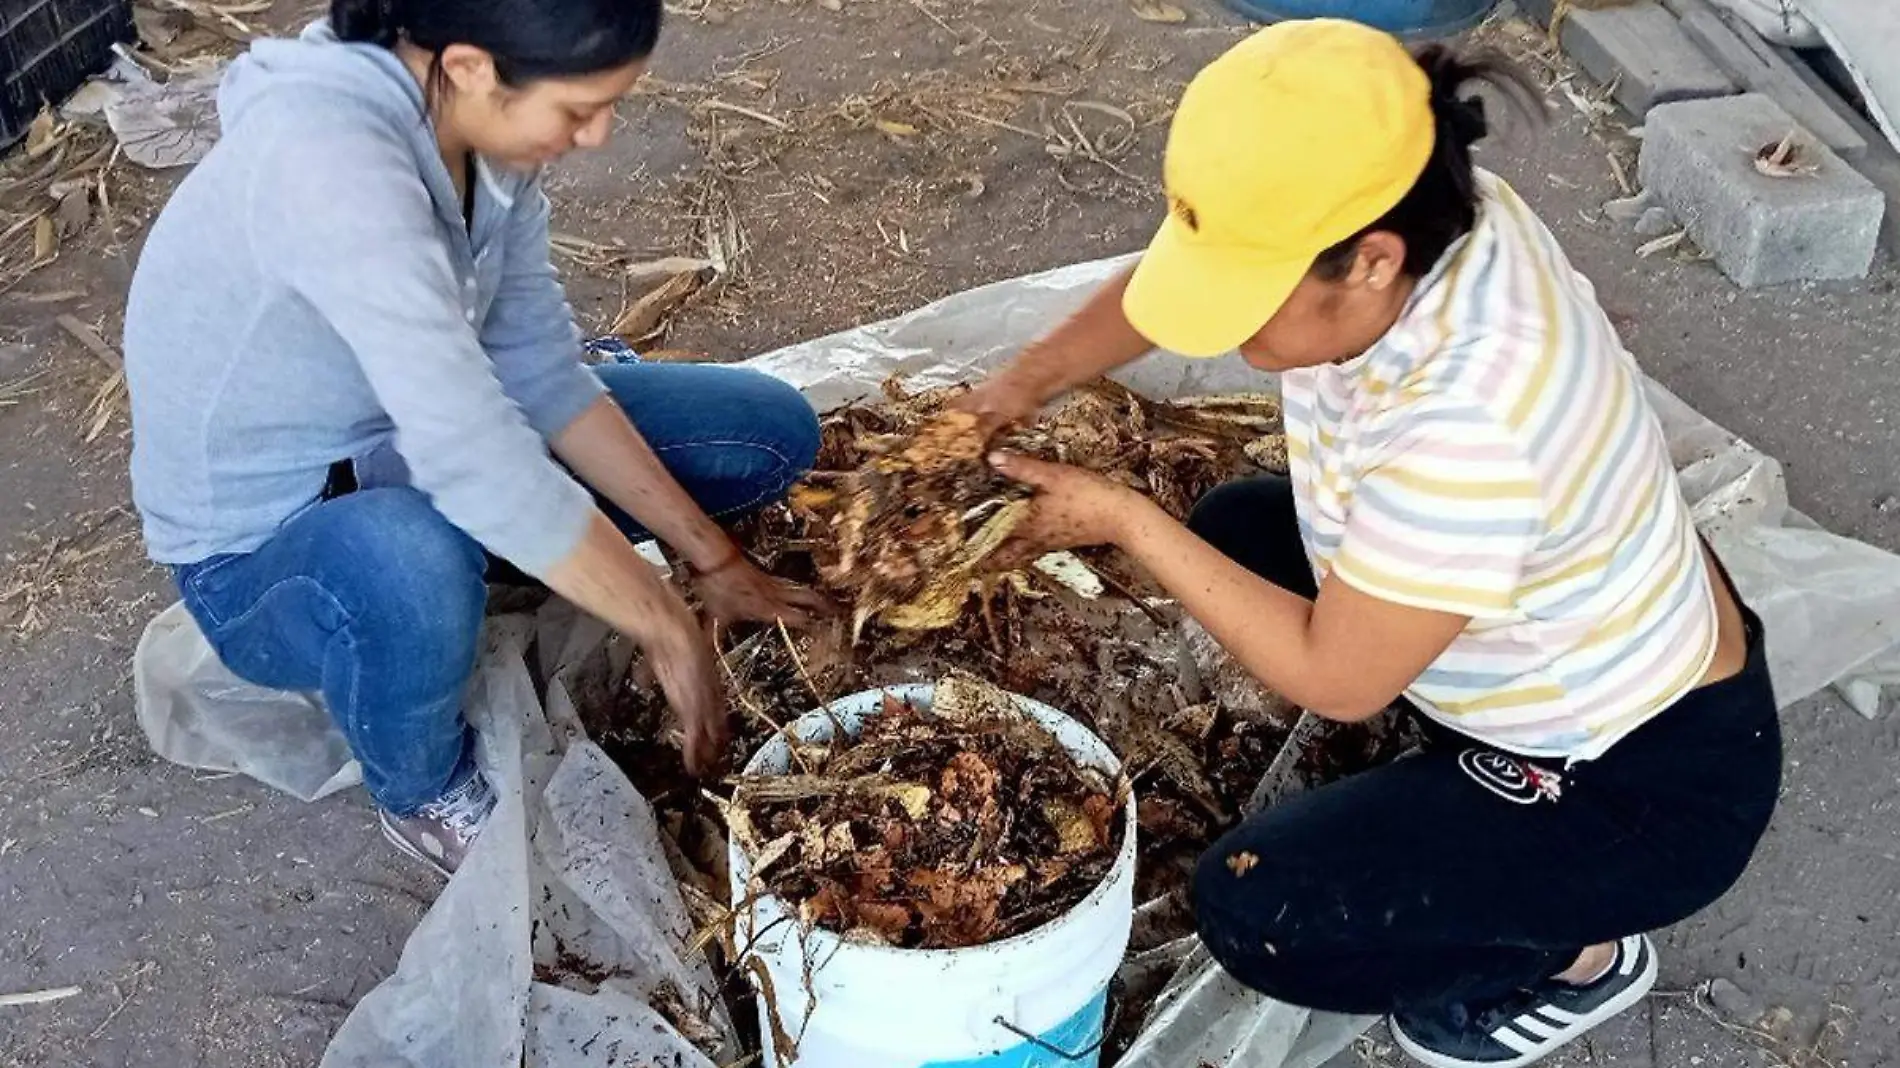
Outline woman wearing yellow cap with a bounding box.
[960,19,1780,1068]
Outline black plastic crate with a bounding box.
[1,0,134,148]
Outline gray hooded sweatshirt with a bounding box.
[125,21,602,575]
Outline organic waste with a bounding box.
[726,672,1125,949]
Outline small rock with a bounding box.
[1706,977,1764,1024]
[1634,205,1676,237]
[1603,190,1658,222]
[1877,494,1900,514]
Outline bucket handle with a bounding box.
[991,1001,1117,1062]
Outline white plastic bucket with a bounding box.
[729,683,1138,1068]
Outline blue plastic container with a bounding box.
[1217,0,1502,39]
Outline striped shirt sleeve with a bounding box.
[1329,399,1543,618]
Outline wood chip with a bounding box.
[609,270,703,343]
[1636,230,1687,258]
[700,99,792,131]
[32,216,57,265]
[1130,0,1188,22]
[55,315,123,371]
[0,986,81,1007]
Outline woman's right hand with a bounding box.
[640,599,730,777]
[543,513,733,777]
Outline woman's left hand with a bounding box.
[692,555,830,627]
[988,451,1147,566]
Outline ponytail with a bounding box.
[1314,44,1542,281]
[331,0,400,48]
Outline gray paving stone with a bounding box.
[1560,2,1737,118]
[1640,94,1885,286]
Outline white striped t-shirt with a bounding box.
[1283,171,1718,762]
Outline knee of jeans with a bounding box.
[1191,843,1315,995]
[1186,480,1250,540]
[1187,477,1285,537]
[1193,839,1314,965]
[733,369,820,479]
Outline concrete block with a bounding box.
[1561,2,1737,117]
[1640,94,1886,286]
[1674,0,1868,159]
[1854,147,1900,259]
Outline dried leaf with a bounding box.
[789,483,841,511]
[853,900,911,940]
[623,256,714,285]
[1130,0,1187,22]
[1245,434,1289,472]
[24,110,59,159]
[1636,230,1686,258]
[1753,131,1818,179]
[32,216,57,265]
[750,832,799,881]
[610,270,703,343]
[1043,799,1099,855]
[869,781,932,820]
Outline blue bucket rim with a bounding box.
[1215,0,1500,41]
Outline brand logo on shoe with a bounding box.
[1459,749,1564,805]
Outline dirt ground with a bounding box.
[2,1,1897,1066]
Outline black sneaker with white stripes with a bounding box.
[1391,935,1658,1068]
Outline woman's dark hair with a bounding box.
[331,0,661,99]
[1313,45,1542,281]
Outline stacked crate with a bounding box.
[2,0,134,147]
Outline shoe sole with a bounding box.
[1391,937,1659,1068]
[378,811,453,880]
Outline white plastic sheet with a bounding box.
[133,253,1900,1068]
[133,602,740,1068]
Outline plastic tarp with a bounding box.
[133,253,1900,1068]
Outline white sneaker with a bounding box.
[378,771,496,877]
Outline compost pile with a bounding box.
[591,378,1308,919]
[803,379,1290,635]
[726,673,1125,949]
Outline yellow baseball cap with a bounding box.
[1123,19,1436,358]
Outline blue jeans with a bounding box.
[172,360,820,815]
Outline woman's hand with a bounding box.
[952,371,1046,440]
[988,451,1150,566]
[639,606,731,776]
[693,555,830,627]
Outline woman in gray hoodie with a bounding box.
[124,0,823,875]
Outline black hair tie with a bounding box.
[1438,93,1489,147]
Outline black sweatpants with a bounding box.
[1184,476,1783,1015]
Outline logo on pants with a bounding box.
[1458,749,1564,805]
